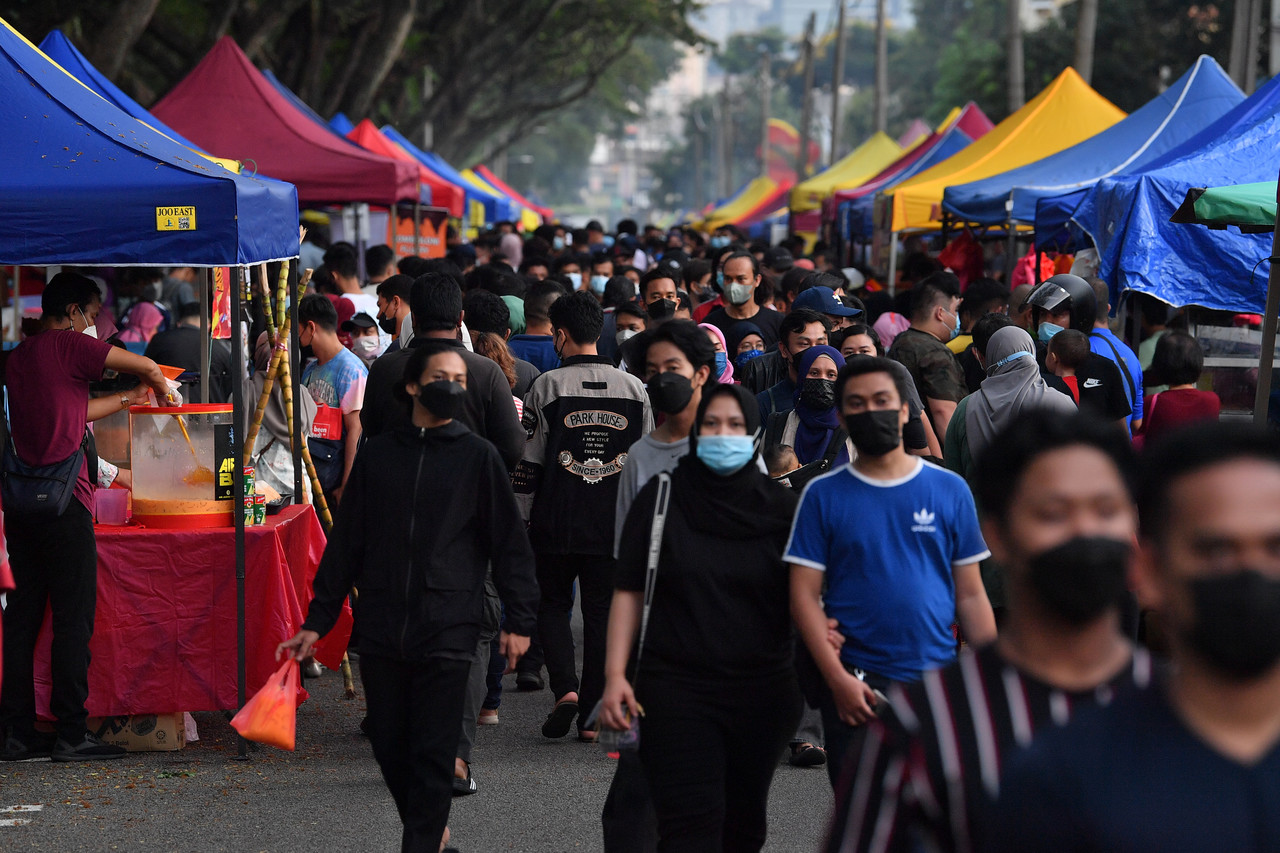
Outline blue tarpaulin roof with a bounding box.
[330,112,355,137]
[1,20,298,266]
[1071,71,1280,312]
[380,125,513,224]
[944,57,1242,227]
[837,128,976,240]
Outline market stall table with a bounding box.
[34,504,350,718]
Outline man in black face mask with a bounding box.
[277,343,539,853]
[826,410,1148,853]
[789,357,996,786]
[374,274,413,354]
[989,422,1280,853]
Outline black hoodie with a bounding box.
[303,421,539,661]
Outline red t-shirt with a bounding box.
[6,329,112,513]
[1141,388,1221,444]
[693,296,723,323]
[1061,375,1080,404]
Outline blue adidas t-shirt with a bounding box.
[784,459,990,682]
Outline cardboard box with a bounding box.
[87,713,186,752]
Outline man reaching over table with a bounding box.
[2,272,174,762]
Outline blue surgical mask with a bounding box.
[552,236,565,251]
[713,352,728,380]
[947,308,962,341]
[589,275,608,295]
[567,271,582,289]
[1038,322,1064,342]
[735,348,763,369]
[715,270,724,291]
[710,235,731,249]
[696,434,756,475]
[602,235,615,249]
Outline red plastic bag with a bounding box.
[230,658,298,750]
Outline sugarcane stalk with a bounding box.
[242,316,291,466]
[277,347,332,532]
[274,260,290,335]
[339,654,356,699]
[257,263,277,345]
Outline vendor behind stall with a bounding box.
[1,272,174,763]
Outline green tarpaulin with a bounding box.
[1171,181,1278,231]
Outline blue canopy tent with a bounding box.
[836,128,976,241]
[330,112,355,136]
[944,57,1241,229]
[3,24,298,266]
[1071,72,1280,313]
[2,18,302,756]
[37,29,217,160]
[380,125,513,224]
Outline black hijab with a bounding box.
[674,383,798,539]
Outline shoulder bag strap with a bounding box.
[1090,330,1137,406]
[634,472,672,679]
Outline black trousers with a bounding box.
[818,667,893,790]
[1,501,97,742]
[535,550,615,730]
[359,653,471,853]
[637,670,802,853]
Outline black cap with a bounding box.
[340,311,377,333]
[762,247,794,271]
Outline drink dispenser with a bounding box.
[129,404,235,528]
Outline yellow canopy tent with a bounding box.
[700,176,779,231]
[790,131,904,213]
[884,67,1125,232]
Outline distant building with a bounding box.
[695,0,913,45]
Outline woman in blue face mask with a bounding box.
[698,322,735,385]
[599,383,802,852]
[726,321,766,371]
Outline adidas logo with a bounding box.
[911,508,936,533]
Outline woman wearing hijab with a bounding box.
[763,345,851,471]
[498,233,524,271]
[117,301,165,344]
[945,324,1076,480]
[601,383,802,853]
[698,323,735,384]
[726,321,766,372]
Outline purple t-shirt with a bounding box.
[7,329,112,513]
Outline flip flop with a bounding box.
[541,698,579,738]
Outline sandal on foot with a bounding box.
[788,742,827,767]
[577,728,598,744]
[541,697,579,739]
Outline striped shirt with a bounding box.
[825,642,1153,853]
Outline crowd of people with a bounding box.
[3,216,1277,853]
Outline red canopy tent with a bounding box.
[474,165,555,221]
[153,37,420,206]
[346,120,463,217]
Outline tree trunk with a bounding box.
[342,0,418,120]
[873,0,888,133]
[796,13,816,180]
[830,0,847,164]
[1229,0,1251,87]
[1073,0,1098,83]
[321,13,381,116]
[89,0,163,79]
[241,0,311,63]
[1007,0,1025,113]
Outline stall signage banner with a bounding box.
[211,268,231,340]
[388,207,449,259]
[156,206,197,231]
[214,423,234,501]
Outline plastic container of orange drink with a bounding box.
[129,403,236,528]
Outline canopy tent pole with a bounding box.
[1004,199,1019,283]
[887,230,900,297]
[414,201,422,256]
[1253,180,1280,424]
[199,268,210,404]
[230,264,248,760]
[290,264,304,502]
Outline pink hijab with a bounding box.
[699,323,735,384]
[499,233,523,270]
[873,311,911,350]
[117,301,164,344]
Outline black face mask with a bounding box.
[843,410,901,456]
[417,380,466,420]
[377,313,398,336]
[300,345,315,363]
[789,348,810,376]
[647,372,694,415]
[1184,570,1280,680]
[799,378,836,411]
[1025,536,1130,626]
[648,298,677,321]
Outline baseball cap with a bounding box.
[340,311,377,333]
[762,247,794,271]
[793,286,860,318]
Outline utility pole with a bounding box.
[693,109,706,210]
[1245,0,1263,93]
[1272,0,1280,77]
[720,82,734,197]
[1229,0,1252,88]
[873,0,888,133]
[1007,0,1025,113]
[760,49,772,177]
[830,0,848,165]
[1073,0,1098,84]
[797,12,817,180]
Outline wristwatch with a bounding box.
[120,395,130,410]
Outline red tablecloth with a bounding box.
[34,504,352,718]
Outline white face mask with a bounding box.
[77,306,98,338]
[616,329,639,347]
[351,336,382,362]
